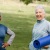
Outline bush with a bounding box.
[20,0,33,5]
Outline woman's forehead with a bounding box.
[36,9,44,12]
[35,5,45,13]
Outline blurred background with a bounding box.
[0,0,50,50]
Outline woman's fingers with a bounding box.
[43,46,49,49]
[2,43,9,48]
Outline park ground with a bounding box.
[0,0,50,50]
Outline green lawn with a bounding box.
[0,1,50,50]
[1,12,36,50]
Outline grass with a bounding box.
[0,0,50,50]
[1,13,36,50]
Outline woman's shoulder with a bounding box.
[0,24,5,27]
[45,19,50,23]
[0,24,7,29]
[32,22,37,28]
[45,20,50,26]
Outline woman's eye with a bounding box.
[36,12,38,14]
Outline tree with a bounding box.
[38,0,41,1]
[20,0,33,5]
[44,0,47,2]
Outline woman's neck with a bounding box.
[37,18,45,23]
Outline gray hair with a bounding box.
[35,5,45,14]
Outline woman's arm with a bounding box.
[7,28,15,45]
[2,28,15,48]
[43,22,50,49]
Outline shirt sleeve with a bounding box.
[7,28,15,45]
[47,22,50,34]
[42,21,50,37]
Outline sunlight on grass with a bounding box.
[0,0,50,50]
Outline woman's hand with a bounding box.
[43,45,49,49]
[2,43,10,48]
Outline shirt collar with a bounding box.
[37,18,45,23]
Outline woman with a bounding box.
[29,5,50,50]
[0,14,15,50]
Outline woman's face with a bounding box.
[35,9,45,20]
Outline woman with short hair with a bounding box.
[29,5,50,50]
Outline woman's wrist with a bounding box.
[43,45,49,49]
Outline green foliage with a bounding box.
[20,0,33,5]
[37,0,47,1]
